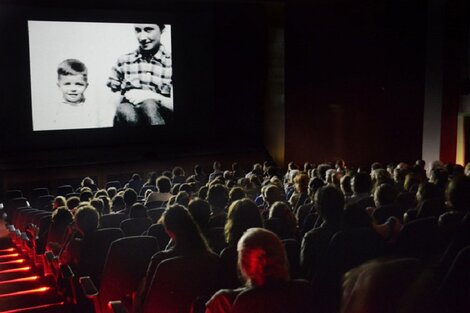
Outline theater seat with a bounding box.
[143,253,220,313]
[120,218,152,236]
[231,280,315,313]
[80,236,159,313]
[76,228,124,287]
[100,213,127,229]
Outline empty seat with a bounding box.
[31,187,50,199]
[56,185,74,197]
[105,181,122,190]
[4,190,23,202]
[80,236,159,313]
[36,195,54,211]
[76,228,125,287]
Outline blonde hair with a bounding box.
[237,228,289,287]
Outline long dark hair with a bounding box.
[163,204,211,253]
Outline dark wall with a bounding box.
[285,0,426,167]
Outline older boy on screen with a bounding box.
[107,23,173,126]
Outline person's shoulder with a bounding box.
[116,51,139,65]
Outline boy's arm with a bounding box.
[107,62,124,93]
[124,89,173,111]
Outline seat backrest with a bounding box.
[231,280,315,313]
[282,239,302,279]
[78,228,124,287]
[146,208,165,223]
[56,185,74,197]
[99,236,159,313]
[205,227,227,254]
[395,217,439,259]
[105,180,122,190]
[143,253,220,313]
[324,227,386,287]
[139,185,156,196]
[100,213,128,229]
[4,197,29,217]
[31,187,50,199]
[120,218,152,236]
[4,190,23,202]
[146,224,170,249]
[36,195,54,211]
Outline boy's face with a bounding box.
[134,24,161,51]
[57,74,88,104]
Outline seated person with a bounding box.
[59,205,100,268]
[206,228,314,313]
[107,24,173,126]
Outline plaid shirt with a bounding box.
[107,44,172,96]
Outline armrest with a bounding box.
[108,300,129,313]
[60,264,75,280]
[79,276,99,299]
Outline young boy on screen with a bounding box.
[107,23,173,126]
[51,59,100,130]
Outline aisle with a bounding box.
[0,220,66,313]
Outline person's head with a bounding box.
[341,258,427,313]
[416,182,440,203]
[162,204,210,252]
[308,177,325,198]
[131,173,141,181]
[98,195,111,215]
[352,172,372,195]
[264,184,284,206]
[74,205,99,236]
[134,24,164,51]
[294,172,309,193]
[213,161,221,171]
[129,203,148,218]
[51,206,73,225]
[80,190,93,203]
[172,166,185,178]
[225,198,263,246]
[123,188,138,208]
[188,197,211,228]
[269,201,297,236]
[107,187,117,199]
[340,175,353,196]
[156,176,172,193]
[66,196,80,211]
[90,198,104,216]
[229,187,246,204]
[315,185,344,225]
[146,171,158,185]
[175,191,190,207]
[207,184,229,213]
[111,194,125,212]
[53,196,67,210]
[237,228,290,287]
[57,59,88,104]
[373,183,397,208]
[446,175,470,212]
[194,164,204,175]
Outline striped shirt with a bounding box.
[107,44,172,96]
